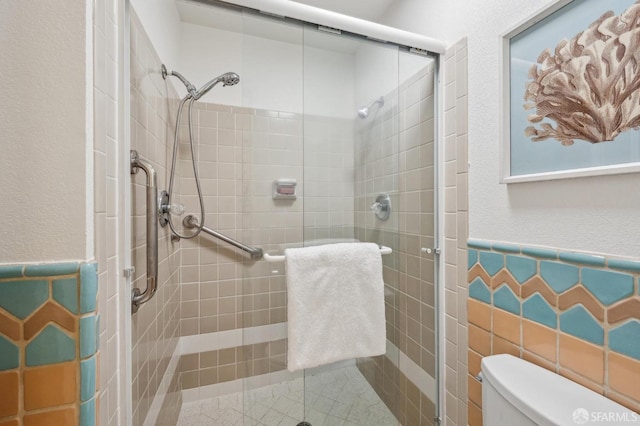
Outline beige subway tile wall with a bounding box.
[130,11,182,426]
[175,103,356,387]
[355,59,440,424]
[441,38,469,426]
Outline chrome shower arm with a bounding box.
[161,64,196,96]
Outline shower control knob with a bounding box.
[168,203,185,216]
[371,193,391,221]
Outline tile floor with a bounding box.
[177,366,399,425]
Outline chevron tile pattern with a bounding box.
[467,240,640,424]
[0,262,99,426]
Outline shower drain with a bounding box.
[296,422,312,426]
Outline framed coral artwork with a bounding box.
[500,0,640,183]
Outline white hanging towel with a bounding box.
[284,242,387,372]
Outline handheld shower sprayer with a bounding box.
[159,65,240,240]
[161,65,239,100]
[193,72,240,100]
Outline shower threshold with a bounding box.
[177,365,398,425]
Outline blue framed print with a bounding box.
[500,0,640,182]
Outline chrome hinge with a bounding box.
[318,25,341,35]
[434,416,442,425]
[410,47,430,56]
[259,10,285,19]
[123,267,135,278]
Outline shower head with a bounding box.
[193,72,240,100]
[358,96,384,119]
[161,65,239,100]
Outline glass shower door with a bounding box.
[301,25,439,425]
[238,9,307,426]
[300,26,403,425]
[236,7,439,425]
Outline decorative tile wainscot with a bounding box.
[0,262,99,426]
[466,240,640,425]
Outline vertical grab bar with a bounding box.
[130,150,158,314]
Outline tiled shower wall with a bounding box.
[442,39,470,426]
[173,57,447,425]
[130,11,181,426]
[467,241,640,425]
[176,102,356,389]
[177,103,305,338]
[354,60,438,424]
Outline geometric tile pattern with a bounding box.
[25,324,76,366]
[609,320,640,361]
[469,247,640,354]
[177,366,398,426]
[522,293,556,328]
[559,305,604,345]
[493,285,520,315]
[468,241,640,419]
[0,262,99,426]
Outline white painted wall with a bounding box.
[130,0,182,69]
[354,42,431,111]
[303,45,354,118]
[380,0,640,258]
[0,2,90,263]
[132,1,355,117]
[354,43,399,109]
[178,21,355,117]
[177,23,244,106]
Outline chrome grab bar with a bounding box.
[183,215,264,260]
[130,150,158,314]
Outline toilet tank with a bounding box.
[481,354,638,426]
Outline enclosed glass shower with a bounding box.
[129,1,440,424]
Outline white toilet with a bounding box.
[481,354,638,425]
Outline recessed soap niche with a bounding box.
[272,179,297,200]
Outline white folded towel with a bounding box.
[284,242,387,372]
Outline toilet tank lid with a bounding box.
[481,354,637,426]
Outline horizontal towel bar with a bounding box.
[263,246,392,263]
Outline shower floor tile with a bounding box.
[177,365,398,426]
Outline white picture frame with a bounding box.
[500,0,640,183]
